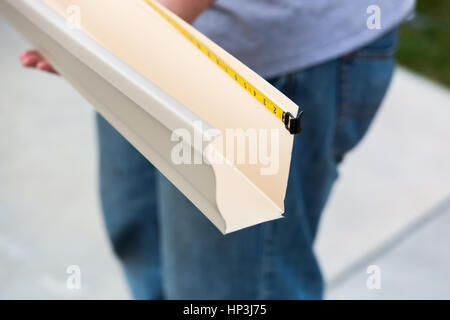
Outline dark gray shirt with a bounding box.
[194,0,415,78]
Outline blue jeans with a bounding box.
[96,29,398,299]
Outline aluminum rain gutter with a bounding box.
[0,0,288,233]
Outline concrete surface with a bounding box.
[327,197,450,299]
[316,62,450,288]
[0,17,449,299]
[0,18,129,299]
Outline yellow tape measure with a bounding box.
[143,0,303,134]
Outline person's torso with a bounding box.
[193,0,415,78]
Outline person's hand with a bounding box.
[20,50,58,75]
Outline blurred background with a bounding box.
[1,0,449,299]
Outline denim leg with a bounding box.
[157,175,271,299]
[157,62,339,299]
[333,29,397,162]
[96,115,162,299]
[96,30,397,299]
[157,29,397,299]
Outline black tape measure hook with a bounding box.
[283,111,303,135]
[143,0,305,135]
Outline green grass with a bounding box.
[397,0,450,87]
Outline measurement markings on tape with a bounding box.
[143,0,303,134]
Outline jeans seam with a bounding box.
[332,58,347,160]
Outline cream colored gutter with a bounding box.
[0,0,298,233]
